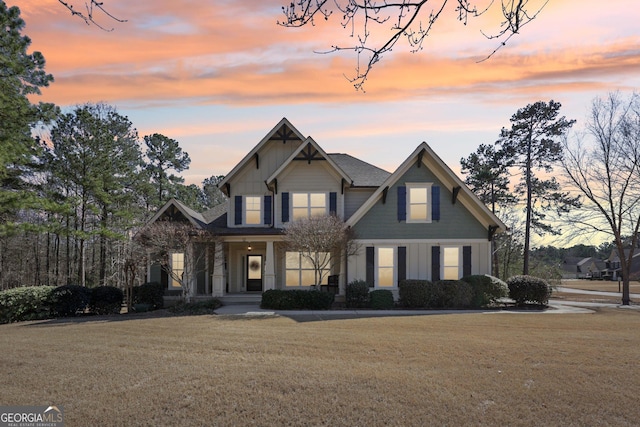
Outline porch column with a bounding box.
[264,241,275,291]
[212,243,225,297]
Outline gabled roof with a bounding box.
[218,118,305,194]
[146,198,208,229]
[265,137,352,186]
[346,142,506,232]
[328,153,391,187]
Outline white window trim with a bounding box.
[243,195,262,226]
[291,192,328,221]
[406,182,432,224]
[376,246,397,288]
[441,246,462,281]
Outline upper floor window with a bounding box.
[407,183,432,223]
[292,192,326,220]
[244,196,262,225]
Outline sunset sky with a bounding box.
[17,0,640,245]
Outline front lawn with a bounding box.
[1,310,639,425]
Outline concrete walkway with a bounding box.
[556,286,640,299]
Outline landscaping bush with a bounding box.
[428,280,474,309]
[261,289,334,310]
[461,274,508,308]
[51,285,91,317]
[398,280,430,308]
[0,286,55,324]
[133,282,164,310]
[346,280,370,309]
[507,275,552,306]
[169,298,222,315]
[369,289,394,310]
[89,286,124,315]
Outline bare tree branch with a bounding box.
[58,0,126,31]
[279,0,549,90]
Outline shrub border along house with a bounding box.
[507,275,552,306]
[261,289,334,310]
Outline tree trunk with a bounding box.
[523,130,533,275]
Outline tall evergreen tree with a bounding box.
[460,143,515,276]
[143,133,190,208]
[49,103,142,286]
[0,2,57,229]
[497,100,580,275]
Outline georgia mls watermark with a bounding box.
[0,406,63,427]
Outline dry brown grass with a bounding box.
[2,310,640,426]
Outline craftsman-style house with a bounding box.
[145,118,505,301]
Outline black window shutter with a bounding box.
[397,186,406,221]
[463,246,472,277]
[234,196,242,225]
[432,186,440,221]
[366,246,375,288]
[282,192,289,223]
[398,246,407,285]
[431,246,441,281]
[264,195,272,225]
[329,192,337,215]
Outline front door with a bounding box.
[246,255,263,292]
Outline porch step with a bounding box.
[219,294,262,305]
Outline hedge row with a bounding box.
[261,289,334,310]
[345,281,395,309]
[0,285,125,323]
[398,275,508,309]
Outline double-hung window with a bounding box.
[442,247,460,280]
[406,183,432,223]
[170,252,184,289]
[292,192,327,220]
[377,247,396,288]
[244,196,262,225]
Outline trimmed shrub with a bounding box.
[461,274,508,308]
[261,289,334,310]
[346,280,370,309]
[0,286,55,324]
[51,285,91,317]
[89,286,124,315]
[369,289,394,310]
[507,275,552,306]
[398,280,430,308]
[133,282,164,310]
[428,280,474,309]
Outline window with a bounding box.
[377,247,395,287]
[443,247,460,280]
[292,192,327,220]
[285,251,330,287]
[170,252,184,289]
[244,196,262,225]
[407,183,432,222]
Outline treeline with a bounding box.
[1,103,225,290]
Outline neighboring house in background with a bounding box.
[144,118,506,300]
[603,249,640,281]
[561,257,606,279]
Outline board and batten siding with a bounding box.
[352,163,488,240]
[275,161,344,227]
[347,240,492,286]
